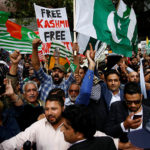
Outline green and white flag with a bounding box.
[75,0,138,57]
[0,11,41,54]
[49,40,73,61]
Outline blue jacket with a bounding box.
[100,82,124,110]
[75,69,94,105]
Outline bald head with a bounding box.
[128,71,139,83]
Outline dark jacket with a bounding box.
[105,101,150,142]
[67,137,116,150]
[0,108,20,143]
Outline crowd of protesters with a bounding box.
[0,39,150,150]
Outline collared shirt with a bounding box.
[121,107,143,132]
[110,91,121,107]
[35,67,75,102]
[0,118,70,150]
[65,97,74,106]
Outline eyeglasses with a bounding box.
[125,100,141,105]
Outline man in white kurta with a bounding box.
[0,118,70,150]
[0,91,70,150]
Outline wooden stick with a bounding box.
[73,0,77,43]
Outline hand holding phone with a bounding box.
[133,115,142,120]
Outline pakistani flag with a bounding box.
[49,41,73,61]
[0,11,41,54]
[76,0,138,57]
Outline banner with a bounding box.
[34,4,72,51]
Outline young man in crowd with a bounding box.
[31,39,77,102]
[0,92,70,150]
[61,104,117,150]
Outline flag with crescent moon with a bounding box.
[75,0,138,57]
[0,11,41,54]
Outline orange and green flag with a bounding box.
[0,11,41,54]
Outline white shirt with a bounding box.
[0,118,70,150]
[110,91,121,107]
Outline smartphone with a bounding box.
[133,115,142,120]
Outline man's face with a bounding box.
[29,68,34,77]
[24,83,38,104]
[45,101,63,125]
[68,84,80,102]
[79,68,85,80]
[52,68,64,84]
[125,93,142,112]
[131,58,138,66]
[128,72,139,83]
[65,72,71,80]
[61,119,80,144]
[106,74,120,93]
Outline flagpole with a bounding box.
[73,0,77,43]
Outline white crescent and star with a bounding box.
[27,32,36,39]
[107,11,122,43]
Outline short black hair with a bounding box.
[124,82,141,95]
[49,88,65,98]
[46,89,64,107]
[105,69,120,81]
[62,105,96,139]
[81,66,88,73]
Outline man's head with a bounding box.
[68,83,80,102]
[45,91,64,126]
[131,57,138,66]
[49,88,65,101]
[52,64,66,84]
[124,82,142,112]
[128,71,139,83]
[79,66,88,80]
[105,70,120,94]
[61,105,96,144]
[23,81,38,104]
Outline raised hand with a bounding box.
[86,43,96,70]
[32,38,42,50]
[3,79,14,96]
[10,50,21,64]
[72,42,79,56]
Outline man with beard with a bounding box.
[0,91,70,150]
[101,70,124,110]
[105,82,150,143]
[32,39,75,102]
[65,83,80,106]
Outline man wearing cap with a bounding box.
[32,39,75,102]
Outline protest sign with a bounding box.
[34,4,72,52]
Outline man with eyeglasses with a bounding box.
[65,83,80,106]
[105,82,150,143]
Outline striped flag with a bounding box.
[0,11,41,54]
[49,40,73,61]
